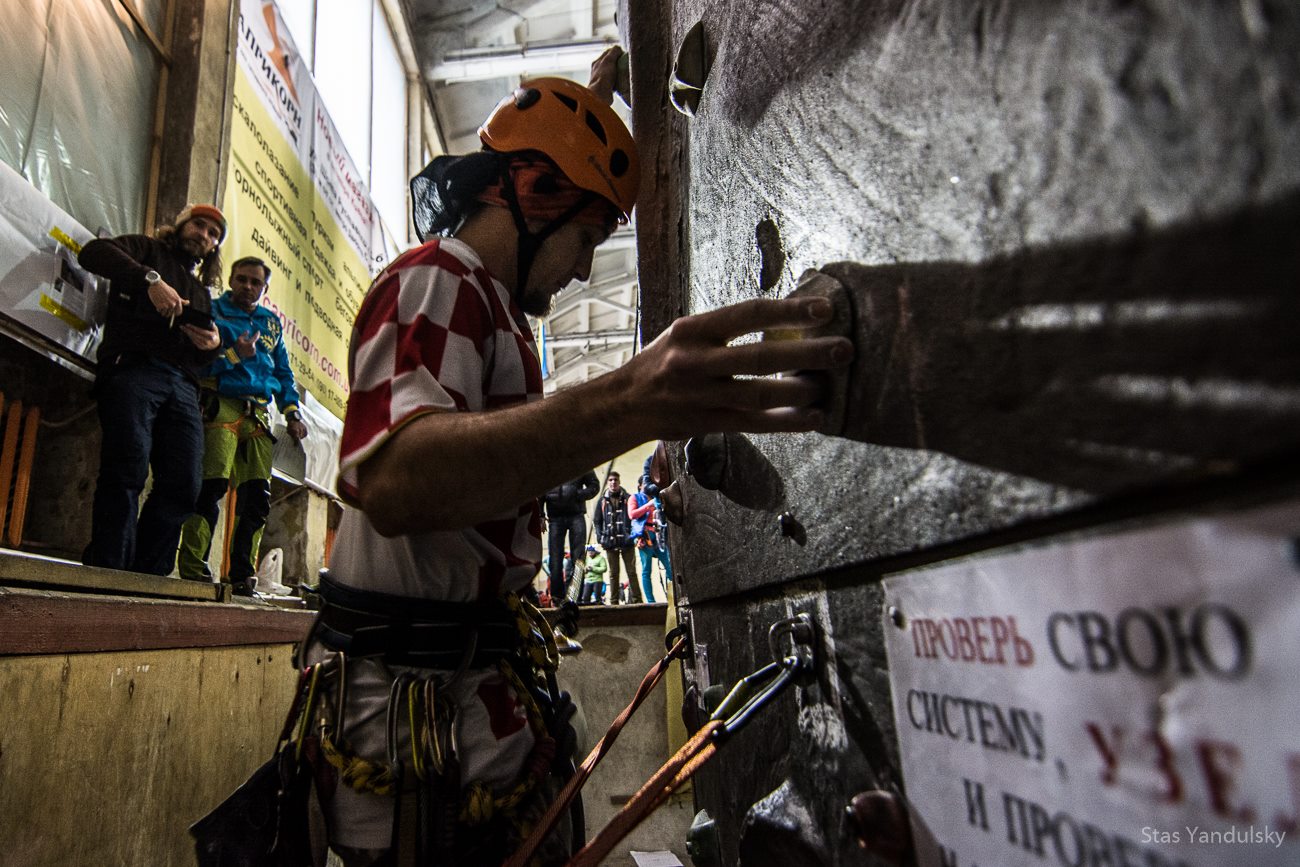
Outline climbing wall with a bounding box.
[622,2,1300,864]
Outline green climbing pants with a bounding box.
[178,393,274,582]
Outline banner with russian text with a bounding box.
[221,0,386,423]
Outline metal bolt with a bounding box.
[845,790,911,863]
[888,606,905,629]
[777,512,807,545]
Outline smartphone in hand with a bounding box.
[175,306,215,330]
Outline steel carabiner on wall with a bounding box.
[708,612,818,741]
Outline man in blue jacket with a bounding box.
[178,256,307,595]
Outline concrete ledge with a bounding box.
[0,586,314,655]
[0,545,668,655]
[0,549,220,601]
[568,602,670,628]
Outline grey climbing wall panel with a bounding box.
[622,0,1300,864]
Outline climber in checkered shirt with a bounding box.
[304,47,853,866]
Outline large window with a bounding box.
[313,1,374,174]
[0,0,168,235]
[281,0,416,248]
[370,2,409,244]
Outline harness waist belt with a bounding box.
[310,570,521,669]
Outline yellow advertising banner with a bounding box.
[220,0,383,420]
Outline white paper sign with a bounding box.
[883,502,1300,867]
[630,852,684,867]
[0,160,106,361]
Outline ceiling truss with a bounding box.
[406,0,636,392]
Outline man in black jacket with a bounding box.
[591,471,642,604]
[78,204,223,575]
[541,469,599,604]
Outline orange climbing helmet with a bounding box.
[479,76,639,221]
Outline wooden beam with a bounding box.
[0,587,313,655]
[116,0,173,64]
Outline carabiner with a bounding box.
[706,613,819,741]
[708,661,794,741]
[768,612,816,684]
[295,662,323,762]
[665,624,691,659]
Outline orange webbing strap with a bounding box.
[502,636,689,867]
[565,719,726,867]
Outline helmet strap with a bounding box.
[499,165,596,298]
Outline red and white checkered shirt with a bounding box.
[330,238,544,601]
[316,241,544,848]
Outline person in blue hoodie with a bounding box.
[178,256,308,594]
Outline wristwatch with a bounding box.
[144,270,162,285]
[285,410,302,423]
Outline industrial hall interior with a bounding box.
[0,1,1297,866]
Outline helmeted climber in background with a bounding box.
[580,544,608,604]
[177,256,307,595]
[293,45,851,866]
[78,204,224,575]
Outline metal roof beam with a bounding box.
[551,292,635,319]
[548,345,631,388]
[429,38,613,83]
[543,328,635,349]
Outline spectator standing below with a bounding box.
[591,471,641,604]
[581,544,607,604]
[628,475,672,603]
[645,473,674,596]
[542,470,599,604]
[78,205,224,575]
[177,256,307,595]
[299,60,849,865]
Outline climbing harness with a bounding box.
[300,571,581,864]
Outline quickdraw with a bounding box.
[504,614,817,867]
[569,614,815,867]
[501,624,693,867]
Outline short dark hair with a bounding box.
[230,256,272,284]
[608,472,620,480]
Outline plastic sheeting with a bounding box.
[268,388,343,493]
[0,0,162,237]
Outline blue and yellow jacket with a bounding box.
[202,292,300,414]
